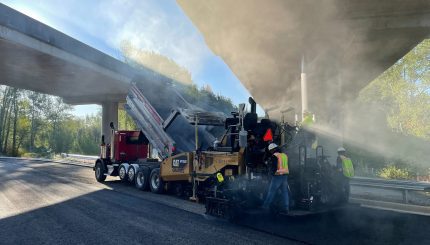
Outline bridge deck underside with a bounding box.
[177,0,430,119]
[0,38,128,104]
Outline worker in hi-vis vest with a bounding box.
[336,147,354,202]
[302,111,314,127]
[262,143,289,213]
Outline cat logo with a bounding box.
[172,156,188,172]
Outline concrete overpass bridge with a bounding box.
[0,2,229,149]
[177,0,430,122]
[0,3,141,140]
[1,1,429,150]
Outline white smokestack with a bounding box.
[301,55,308,121]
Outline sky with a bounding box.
[0,0,254,117]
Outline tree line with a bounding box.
[0,87,101,157]
[0,83,235,158]
[348,39,430,179]
[0,43,237,158]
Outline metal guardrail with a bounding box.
[0,156,94,168]
[61,153,98,160]
[351,176,430,203]
[61,153,98,165]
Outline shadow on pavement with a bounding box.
[100,177,430,245]
[237,205,430,245]
[0,189,292,245]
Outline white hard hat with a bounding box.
[337,147,346,152]
[268,143,278,151]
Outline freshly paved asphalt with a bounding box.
[0,159,429,245]
[0,159,296,245]
[237,204,430,244]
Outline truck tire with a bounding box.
[149,168,164,194]
[118,164,128,182]
[135,167,150,191]
[95,161,106,182]
[127,165,136,183]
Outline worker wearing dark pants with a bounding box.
[262,143,290,212]
[336,147,354,202]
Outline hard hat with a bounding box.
[337,147,346,152]
[268,143,278,151]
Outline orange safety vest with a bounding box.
[274,152,289,175]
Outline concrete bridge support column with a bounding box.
[102,102,118,144]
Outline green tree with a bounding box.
[359,39,430,139]
[44,97,72,154]
[121,41,193,85]
[378,165,411,180]
[118,108,136,130]
[0,85,105,157]
[27,91,49,152]
[351,39,430,176]
[121,41,236,116]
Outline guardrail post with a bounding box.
[403,189,409,203]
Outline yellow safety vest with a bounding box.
[302,115,313,127]
[274,152,289,175]
[340,155,354,178]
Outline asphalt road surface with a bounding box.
[0,159,296,245]
[0,159,429,245]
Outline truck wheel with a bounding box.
[119,164,128,182]
[95,161,106,182]
[150,168,164,194]
[127,165,136,183]
[135,167,150,191]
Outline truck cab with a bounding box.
[110,130,149,162]
[95,129,152,182]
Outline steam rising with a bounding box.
[177,0,430,167]
[121,41,194,85]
